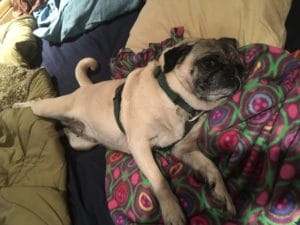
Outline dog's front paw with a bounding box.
[160,196,186,225]
[212,182,236,216]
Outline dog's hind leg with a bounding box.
[64,128,97,150]
[13,95,74,120]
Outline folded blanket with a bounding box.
[0,64,70,225]
[33,0,144,43]
[106,30,300,224]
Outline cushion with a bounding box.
[126,0,292,52]
[0,16,39,67]
[0,63,70,225]
[107,31,300,224]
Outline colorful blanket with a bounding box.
[106,29,300,224]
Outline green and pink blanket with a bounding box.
[105,28,300,225]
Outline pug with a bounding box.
[13,38,245,225]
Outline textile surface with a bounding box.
[126,0,291,52]
[0,64,70,225]
[0,16,39,67]
[33,0,144,43]
[0,64,44,110]
[106,30,300,224]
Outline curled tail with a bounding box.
[75,57,98,86]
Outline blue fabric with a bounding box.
[33,0,143,43]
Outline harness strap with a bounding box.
[113,83,126,134]
[113,67,205,141]
[153,67,205,146]
[154,67,202,119]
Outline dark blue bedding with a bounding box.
[285,0,300,52]
[41,9,141,96]
[41,8,142,225]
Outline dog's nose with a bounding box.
[223,64,239,77]
[224,65,234,74]
[222,65,242,91]
[229,75,242,92]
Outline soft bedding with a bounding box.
[106,31,300,224]
[0,15,39,67]
[41,8,142,96]
[126,0,292,52]
[0,64,69,225]
[33,0,144,43]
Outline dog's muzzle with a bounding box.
[196,63,244,101]
[222,64,243,92]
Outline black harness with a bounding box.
[154,67,205,138]
[113,67,204,140]
[113,83,126,133]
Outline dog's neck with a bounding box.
[154,67,204,119]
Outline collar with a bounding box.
[154,67,203,120]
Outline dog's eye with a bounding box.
[200,55,221,70]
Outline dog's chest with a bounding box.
[150,107,188,148]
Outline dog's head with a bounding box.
[160,38,245,102]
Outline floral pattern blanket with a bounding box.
[106,28,300,225]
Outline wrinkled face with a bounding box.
[162,38,245,102]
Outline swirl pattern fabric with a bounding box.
[106,32,300,224]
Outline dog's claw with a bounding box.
[212,182,236,216]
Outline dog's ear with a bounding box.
[163,44,193,73]
[218,38,238,49]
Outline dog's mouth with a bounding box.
[202,87,238,102]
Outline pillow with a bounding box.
[0,16,39,67]
[126,0,292,52]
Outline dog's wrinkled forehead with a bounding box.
[191,38,240,62]
[162,38,240,73]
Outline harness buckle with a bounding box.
[188,111,205,122]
